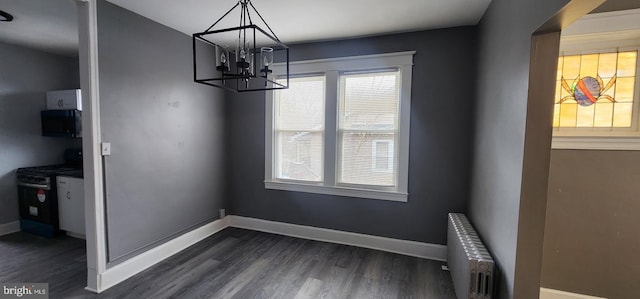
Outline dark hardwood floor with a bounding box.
[0,228,456,299]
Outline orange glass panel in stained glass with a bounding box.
[556,57,563,80]
[594,102,614,127]
[553,104,560,127]
[613,102,633,127]
[598,53,618,77]
[559,103,577,127]
[617,51,637,77]
[580,54,599,77]
[614,77,636,100]
[562,55,581,79]
[576,105,595,127]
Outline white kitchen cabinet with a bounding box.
[57,176,85,238]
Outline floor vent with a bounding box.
[447,213,494,299]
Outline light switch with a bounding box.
[101,142,111,156]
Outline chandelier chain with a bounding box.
[249,1,280,41]
[205,2,240,32]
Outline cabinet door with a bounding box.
[57,176,85,236]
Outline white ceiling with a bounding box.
[0,0,78,56]
[0,0,491,56]
[108,0,492,43]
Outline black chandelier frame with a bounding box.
[192,0,289,92]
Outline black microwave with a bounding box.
[41,109,82,138]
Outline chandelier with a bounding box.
[192,0,289,92]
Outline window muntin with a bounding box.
[273,76,325,182]
[553,50,638,131]
[338,71,400,187]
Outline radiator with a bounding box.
[447,213,494,299]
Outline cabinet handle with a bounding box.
[66,191,71,199]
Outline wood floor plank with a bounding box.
[1,228,456,299]
[294,277,323,299]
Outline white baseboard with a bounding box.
[540,288,608,299]
[228,216,447,261]
[93,217,230,293]
[0,221,20,236]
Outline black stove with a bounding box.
[17,164,82,177]
[16,149,83,237]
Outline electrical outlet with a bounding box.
[219,209,226,219]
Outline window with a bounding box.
[551,10,640,150]
[553,50,638,131]
[265,52,414,202]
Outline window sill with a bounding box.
[552,136,640,150]
[264,181,408,202]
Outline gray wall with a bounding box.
[469,0,570,298]
[226,27,476,245]
[97,1,226,262]
[542,150,640,299]
[0,41,79,225]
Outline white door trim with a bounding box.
[75,0,107,292]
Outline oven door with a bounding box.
[18,185,58,227]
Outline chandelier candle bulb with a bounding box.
[215,45,230,71]
[262,47,273,67]
[260,47,274,78]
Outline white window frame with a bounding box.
[265,51,415,202]
[553,9,640,150]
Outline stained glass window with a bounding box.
[553,50,638,128]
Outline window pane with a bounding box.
[340,132,395,186]
[276,131,323,181]
[274,76,325,182]
[615,77,635,100]
[338,70,400,187]
[598,53,618,77]
[579,54,599,77]
[594,102,613,127]
[275,76,325,130]
[618,51,637,77]
[613,103,633,127]
[559,103,577,127]
[562,55,581,79]
[576,104,594,127]
[339,71,399,130]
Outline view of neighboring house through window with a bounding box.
[274,76,325,182]
[338,71,399,186]
[372,140,394,172]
